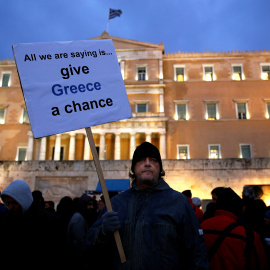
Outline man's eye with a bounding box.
[151,158,157,163]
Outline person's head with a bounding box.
[182,190,192,198]
[192,197,202,207]
[0,180,33,215]
[211,187,225,203]
[129,142,165,189]
[216,187,243,217]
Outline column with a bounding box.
[99,133,106,160]
[114,133,121,160]
[145,132,151,143]
[84,135,90,160]
[39,137,47,160]
[130,133,136,159]
[159,58,163,83]
[54,134,61,160]
[159,94,164,114]
[68,133,76,160]
[159,132,166,159]
[26,131,34,161]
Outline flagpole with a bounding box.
[107,10,110,33]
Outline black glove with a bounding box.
[101,211,120,235]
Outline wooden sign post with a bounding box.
[85,127,126,263]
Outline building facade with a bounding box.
[1,31,270,162]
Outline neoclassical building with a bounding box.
[1,31,270,162]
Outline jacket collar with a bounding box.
[131,178,171,192]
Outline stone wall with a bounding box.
[1,158,270,207]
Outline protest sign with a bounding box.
[13,39,132,138]
[13,39,130,263]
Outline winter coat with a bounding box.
[87,179,209,270]
[201,209,268,270]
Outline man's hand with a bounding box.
[101,211,120,235]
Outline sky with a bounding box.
[1,0,270,60]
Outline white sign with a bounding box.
[13,39,132,138]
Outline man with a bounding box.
[0,180,59,269]
[87,142,209,270]
[201,187,267,270]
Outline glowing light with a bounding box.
[261,72,269,80]
[177,74,184,81]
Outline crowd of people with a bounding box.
[0,141,270,269]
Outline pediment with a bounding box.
[90,31,164,51]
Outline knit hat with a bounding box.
[131,142,163,173]
[1,180,33,213]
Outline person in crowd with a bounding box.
[201,187,267,270]
[97,192,118,214]
[67,193,98,269]
[44,200,56,213]
[201,187,225,222]
[192,196,202,208]
[86,142,209,270]
[182,189,204,223]
[0,180,58,269]
[240,185,267,240]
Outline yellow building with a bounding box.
[1,31,270,161]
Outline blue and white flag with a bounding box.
[109,8,122,19]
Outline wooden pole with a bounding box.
[85,127,126,263]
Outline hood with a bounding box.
[1,180,33,213]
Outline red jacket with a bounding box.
[187,197,204,223]
[201,209,267,270]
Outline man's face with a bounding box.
[134,157,160,189]
[3,196,22,215]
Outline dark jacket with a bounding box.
[87,179,209,270]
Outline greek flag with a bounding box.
[109,8,122,19]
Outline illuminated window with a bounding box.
[261,65,270,80]
[119,61,125,79]
[137,66,146,81]
[232,65,243,80]
[267,103,270,119]
[203,66,214,81]
[174,66,185,81]
[209,145,221,159]
[136,103,147,113]
[237,103,247,119]
[206,103,217,120]
[174,101,189,120]
[1,72,11,87]
[240,144,252,158]
[0,108,6,124]
[177,145,190,159]
[176,104,187,120]
[20,108,29,123]
[16,147,27,161]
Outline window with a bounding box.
[16,147,27,161]
[177,145,190,159]
[136,103,148,113]
[203,65,215,81]
[1,72,11,87]
[240,144,252,158]
[137,66,147,81]
[232,65,244,80]
[261,64,270,80]
[209,145,221,159]
[174,65,185,81]
[0,108,6,124]
[237,103,247,119]
[266,102,270,119]
[206,103,217,120]
[20,108,29,123]
[176,104,187,120]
